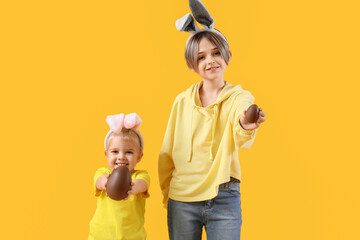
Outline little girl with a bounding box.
[158,1,266,240]
[89,113,150,240]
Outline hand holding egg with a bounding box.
[239,104,266,130]
[106,166,132,201]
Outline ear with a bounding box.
[104,150,108,158]
[228,51,232,62]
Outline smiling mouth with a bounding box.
[115,162,129,167]
[207,66,219,71]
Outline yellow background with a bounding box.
[1,0,359,239]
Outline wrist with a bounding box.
[239,119,250,130]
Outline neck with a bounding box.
[201,79,225,94]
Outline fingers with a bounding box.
[257,117,266,124]
[257,115,266,124]
[123,190,132,200]
[241,107,267,130]
[257,108,266,123]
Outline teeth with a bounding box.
[116,163,127,166]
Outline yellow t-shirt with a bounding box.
[89,168,150,240]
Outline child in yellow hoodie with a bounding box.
[158,1,266,239]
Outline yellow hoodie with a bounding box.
[158,81,257,207]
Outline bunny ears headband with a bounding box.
[104,113,144,152]
[176,0,227,43]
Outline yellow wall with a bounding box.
[1,1,359,239]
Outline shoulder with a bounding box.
[222,83,255,112]
[132,170,150,179]
[93,167,110,184]
[232,87,255,114]
[173,82,200,104]
[230,84,255,103]
[173,91,186,103]
[95,167,111,175]
[132,170,150,185]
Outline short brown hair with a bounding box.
[185,30,231,71]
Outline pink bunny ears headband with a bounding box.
[176,0,227,44]
[104,113,144,152]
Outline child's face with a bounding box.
[105,136,143,173]
[194,37,228,82]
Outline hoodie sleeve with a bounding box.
[232,91,257,149]
[158,95,181,208]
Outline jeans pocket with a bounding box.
[229,179,239,189]
[227,181,240,197]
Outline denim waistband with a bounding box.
[219,177,240,190]
[230,177,240,183]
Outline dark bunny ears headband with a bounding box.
[176,0,227,43]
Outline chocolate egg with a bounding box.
[245,104,260,123]
[106,166,132,201]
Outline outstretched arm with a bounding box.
[127,179,148,196]
[95,174,109,191]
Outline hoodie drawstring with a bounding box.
[209,104,218,161]
[187,105,196,162]
[188,104,218,162]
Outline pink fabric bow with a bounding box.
[106,113,142,134]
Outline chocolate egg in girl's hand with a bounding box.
[245,104,260,123]
[106,166,132,201]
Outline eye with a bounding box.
[214,51,221,56]
[198,56,204,61]
[111,150,118,154]
[126,151,133,155]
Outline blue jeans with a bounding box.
[168,178,242,240]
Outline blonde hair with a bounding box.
[105,128,143,153]
[185,30,231,71]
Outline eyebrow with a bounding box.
[198,48,218,54]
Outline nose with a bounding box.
[117,153,126,160]
[206,55,215,64]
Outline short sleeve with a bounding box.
[133,170,151,198]
[93,168,110,197]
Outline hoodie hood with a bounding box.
[186,81,244,107]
